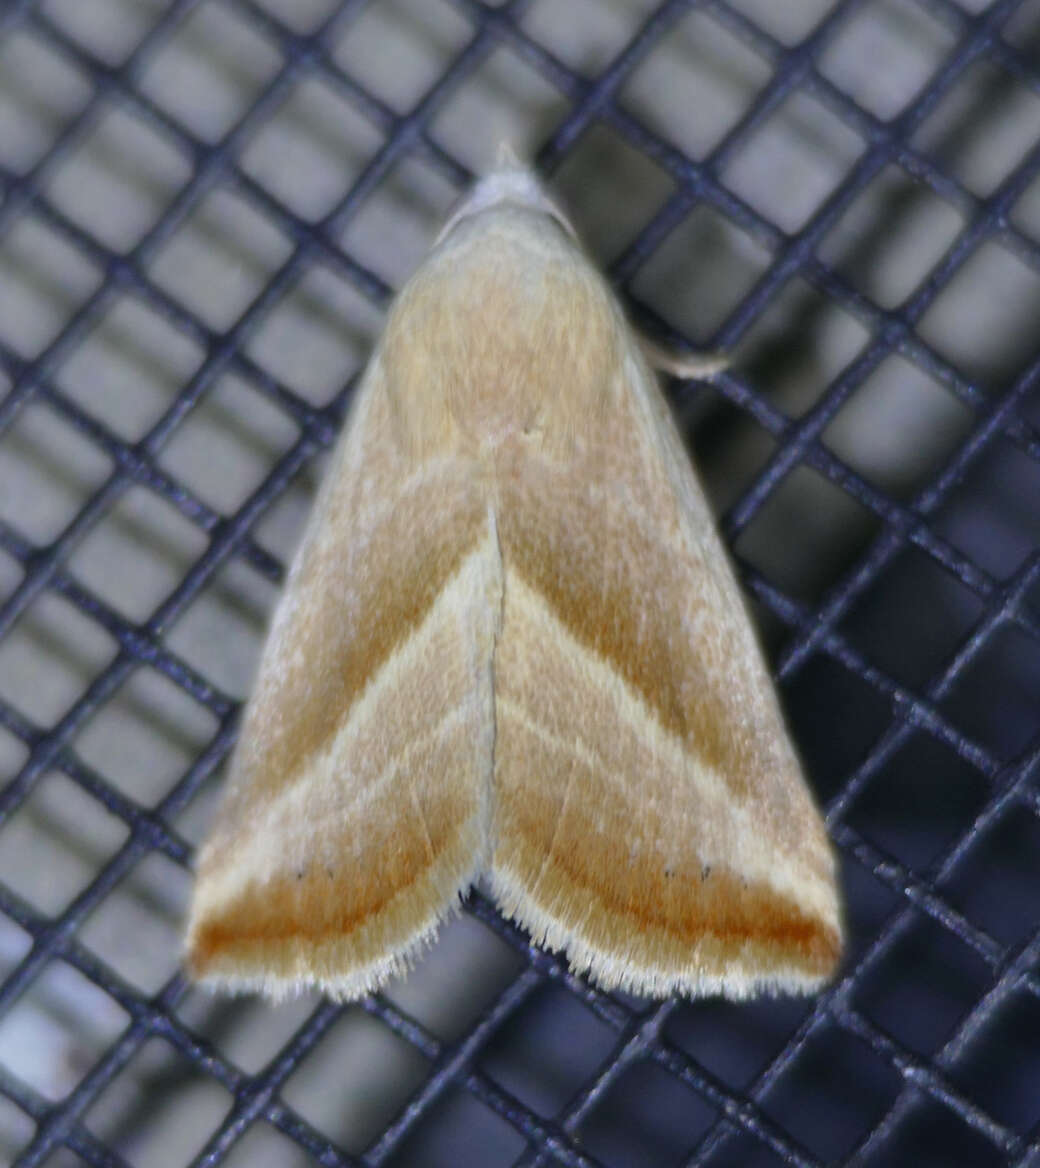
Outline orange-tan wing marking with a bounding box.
[489,347,842,999]
[185,363,501,1000]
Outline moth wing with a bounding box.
[490,345,842,999]
[185,362,500,1000]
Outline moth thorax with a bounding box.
[384,245,620,456]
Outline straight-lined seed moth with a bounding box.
[185,162,843,1001]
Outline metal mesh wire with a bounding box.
[1,0,1039,1164]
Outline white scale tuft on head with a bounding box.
[438,157,575,242]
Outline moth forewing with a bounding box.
[185,163,843,1001]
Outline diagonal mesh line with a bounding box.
[0,695,200,870]
[0,878,352,1168]
[0,0,1023,971]
[464,896,831,1168]
[481,0,1040,490]
[1,0,1039,1165]
[0,31,1014,1163]
[0,0,553,636]
[478,0,1040,440]
[0,0,1028,814]
[447,0,1040,687]
[0,0,1033,745]
[0,1048,136,1168]
[557,535,1040,1167]
[0,0,550,847]
[436,4,1040,1161]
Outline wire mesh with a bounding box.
[0,0,1039,1165]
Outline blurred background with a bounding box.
[0,0,1039,1165]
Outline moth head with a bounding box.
[438,153,576,243]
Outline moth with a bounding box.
[185,162,843,1001]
